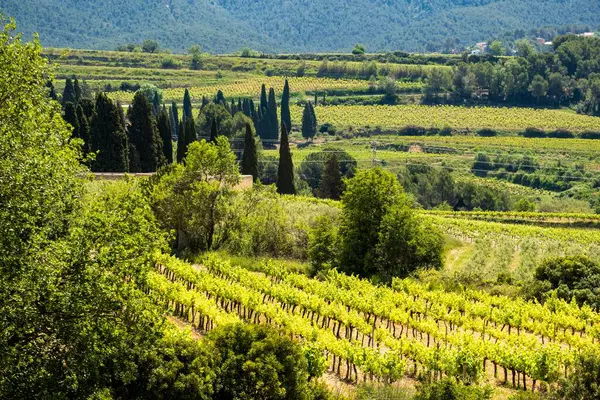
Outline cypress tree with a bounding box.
[268,87,279,140]
[215,90,227,108]
[91,93,128,172]
[201,96,209,109]
[314,91,318,106]
[62,78,76,105]
[177,118,186,163]
[157,106,173,164]
[128,91,165,172]
[209,118,219,143]
[76,104,91,155]
[237,98,242,113]
[230,99,237,115]
[281,79,291,132]
[301,101,317,141]
[170,101,179,139]
[152,92,161,116]
[260,84,268,111]
[276,123,295,195]
[74,78,82,103]
[63,102,79,137]
[46,80,57,100]
[241,122,258,181]
[184,115,197,150]
[183,88,193,121]
[317,154,343,200]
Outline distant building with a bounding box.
[475,42,488,51]
[578,32,596,38]
[536,37,546,45]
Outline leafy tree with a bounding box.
[62,77,76,104]
[531,256,600,309]
[529,74,549,103]
[317,154,343,200]
[157,106,173,164]
[241,122,259,181]
[188,44,201,54]
[551,350,600,400]
[142,39,160,53]
[281,79,292,132]
[150,137,239,252]
[489,40,505,56]
[128,91,165,172]
[515,38,536,58]
[308,214,339,276]
[91,92,129,172]
[301,101,317,140]
[276,123,295,195]
[209,323,313,400]
[352,43,366,55]
[197,103,232,138]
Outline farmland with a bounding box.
[5,26,600,400]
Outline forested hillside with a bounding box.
[1,0,599,52]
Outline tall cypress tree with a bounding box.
[76,104,91,155]
[241,122,258,181]
[62,78,76,105]
[209,118,219,143]
[157,106,173,164]
[74,78,82,103]
[277,123,295,195]
[268,87,279,141]
[152,92,161,116]
[260,84,268,111]
[63,102,79,136]
[184,115,197,151]
[301,101,317,141]
[46,80,57,100]
[183,88,193,121]
[177,118,186,163]
[170,101,179,139]
[317,154,343,200]
[91,93,129,172]
[281,79,291,132]
[128,91,165,172]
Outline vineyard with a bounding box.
[148,253,600,393]
[290,105,600,132]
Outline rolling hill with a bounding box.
[1,0,599,53]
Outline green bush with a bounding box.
[521,127,546,138]
[414,378,493,400]
[531,256,600,309]
[476,128,497,137]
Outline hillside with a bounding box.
[1,0,599,53]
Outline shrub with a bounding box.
[521,127,546,138]
[439,126,453,136]
[399,125,426,136]
[580,131,600,139]
[161,57,180,69]
[415,379,493,400]
[551,350,600,400]
[547,129,574,138]
[476,128,497,137]
[531,256,600,309]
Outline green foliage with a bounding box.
[149,138,240,252]
[551,350,600,400]
[308,214,339,276]
[241,122,259,181]
[489,40,506,56]
[142,39,160,53]
[277,123,296,195]
[197,103,231,138]
[298,148,357,194]
[317,154,343,200]
[414,378,493,400]
[137,83,163,105]
[91,92,129,172]
[352,43,366,55]
[158,106,174,164]
[531,256,600,309]
[281,79,292,132]
[128,91,165,172]
[208,323,313,400]
[301,101,318,141]
[62,77,76,104]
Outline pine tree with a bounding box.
[62,78,76,105]
[268,87,279,141]
[317,154,343,200]
[241,122,258,181]
[301,101,317,141]
[281,79,291,132]
[183,88,193,121]
[128,91,165,172]
[210,118,219,143]
[74,78,82,103]
[76,104,91,155]
[91,93,128,172]
[63,102,79,137]
[177,119,186,163]
[157,106,173,164]
[277,123,295,195]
